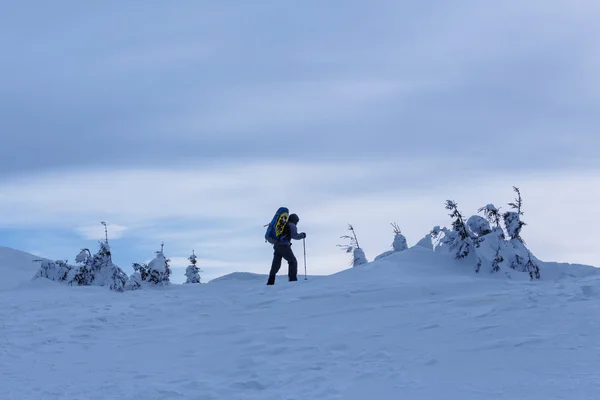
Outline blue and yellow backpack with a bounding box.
[264,207,289,244]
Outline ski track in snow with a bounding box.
[2,247,600,399]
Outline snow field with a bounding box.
[1,247,600,399]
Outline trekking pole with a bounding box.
[303,237,307,280]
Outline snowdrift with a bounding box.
[0,246,46,291]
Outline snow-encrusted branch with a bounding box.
[338,224,361,252]
[478,204,502,228]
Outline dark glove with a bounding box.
[300,232,306,239]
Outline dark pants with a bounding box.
[267,244,298,284]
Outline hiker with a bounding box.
[267,213,306,285]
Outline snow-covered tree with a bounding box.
[503,186,526,241]
[431,201,474,259]
[185,250,201,284]
[432,188,541,280]
[126,243,172,289]
[146,245,171,284]
[391,223,408,252]
[499,187,540,277]
[375,223,408,260]
[33,222,128,291]
[338,224,368,267]
[478,204,502,229]
[69,241,128,291]
[34,259,73,282]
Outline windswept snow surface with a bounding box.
[0,245,44,291]
[2,246,600,399]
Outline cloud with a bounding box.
[75,224,128,241]
[2,0,599,178]
[0,159,416,227]
[157,79,420,135]
[0,160,599,283]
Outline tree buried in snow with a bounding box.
[391,223,408,252]
[34,259,72,282]
[70,241,128,291]
[431,201,474,259]
[185,250,201,284]
[338,224,368,267]
[126,243,172,290]
[432,187,540,280]
[33,235,128,292]
[375,223,408,261]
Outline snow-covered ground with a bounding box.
[2,245,600,399]
[0,245,46,291]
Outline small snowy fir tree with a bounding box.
[391,223,408,252]
[146,243,171,284]
[338,224,368,267]
[69,241,128,292]
[503,187,526,241]
[431,201,473,259]
[185,250,201,284]
[34,259,73,282]
[375,223,409,260]
[501,187,540,278]
[478,204,503,230]
[126,243,172,289]
[70,248,94,286]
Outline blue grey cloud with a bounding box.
[2,1,599,177]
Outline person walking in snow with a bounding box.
[267,213,306,285]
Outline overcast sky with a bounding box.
[1,1,599,282]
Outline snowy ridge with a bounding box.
[0,246,46,291]
[209,271,268,283]
[2,245,600,398]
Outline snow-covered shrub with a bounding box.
[478,204,503,229]
[391,223,408,252]
[146,249,171,284]
[433,187,541,280]
[338,224,368,267]
[126,244,172,289]
[33,226,128,292]
[375,223,409,260]
[69,241,128,292]
[500,187,540,278]
[34,259,73,282]
[185,251,201,284]
[431,201,474,259]
[503,186,525,240]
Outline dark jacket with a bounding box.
[277,222,304,245]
